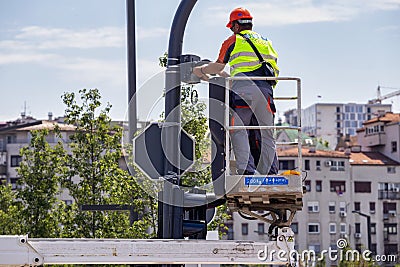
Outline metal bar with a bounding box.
[274,97,298,100]
[0,230,295,265]
[276,142,299,146]
[225,78,231,176]
[227,76,301,81]
[228,126,300,130]
[81,204,133,211]
[296,79,302,178]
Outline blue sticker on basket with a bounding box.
[244,176,289,186]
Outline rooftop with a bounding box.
[277,147,349,158]
[349,151,400,166]
[16,121,76,132]
[363,112,400,125]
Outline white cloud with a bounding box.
[206,0,400,26]
[0,52,61,64]
[137,26,169,40]
[0,25,169,52]
[58,57,126,88]
[12,26,125,50]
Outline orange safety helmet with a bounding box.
[226,7,253,28]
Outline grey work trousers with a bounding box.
[230,84,278,175]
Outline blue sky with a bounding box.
[0,0,399,122]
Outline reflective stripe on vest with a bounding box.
[229,30,279,77]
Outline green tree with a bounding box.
[61,88,154,238]
[17,128,67,237]
[0,181,21,235]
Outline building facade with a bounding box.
[302,103,391,149]
[229,112,400,265]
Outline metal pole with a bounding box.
[366,214,371,252]
[127,0,137,141]
[352,211,371,252]
[161,0,197,241]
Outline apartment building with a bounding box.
[0,117,77,204]
[229,113,400,265]
[301,103,391,149]
[357,112,400,163]
[228,148,399,262]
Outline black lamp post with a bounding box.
[352,210,371,252]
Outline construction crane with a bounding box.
[368,86,400,104]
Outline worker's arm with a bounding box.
[193,62,228,81]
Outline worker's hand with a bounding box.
[193,66,209,81]
[218,70,230,78]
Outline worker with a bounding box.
[193,7,279,175]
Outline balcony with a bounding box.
[364,132,386,147]
[379,190,400,200]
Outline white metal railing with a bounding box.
[224,76,302,176]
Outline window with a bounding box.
[64,200,73,205]
[384,223,397,234]
[308,223,320,234]
[355,223,361,234]
[10,155,22,167]
[316,160,321,171]
[329,223,336,234]
[339,202,346,212]
[371,223,376,234]
[241,223,248,235]
[308,244,321,254]
[258,223,265,235]
[308,201,319,213]
[384,244,397,256]
[11,178,23,190]
[330,181,346,193]
[304,159,310,171]
[383,202,396,214]
[354,181,371,193]
[392,141,398,153]
[387,167,396,174]
[227,223,234,240]
[354,202,360,211]
[330,160,345,171]
[6,135,16,144]
[291,222,298,234]
[329,202,336,213]
[316,181,322,192]
[279,160,295,170]
[370,244,377,255]
[340,223,347,234]
[305,180,311,192]
[370,202,375,213]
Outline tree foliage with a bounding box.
[17,127,67,237]
[0,181,21,235]
[61,88,155,238]
[0,88,156,239]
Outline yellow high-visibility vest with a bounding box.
[229,30,279,78]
